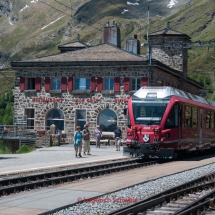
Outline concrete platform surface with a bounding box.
[0,154,215,215]
[0,144,123,175]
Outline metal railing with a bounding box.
[0,125,37,146]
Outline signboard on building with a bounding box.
[14,115,27,126]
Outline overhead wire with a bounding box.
[39,0,145,51]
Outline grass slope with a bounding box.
[0,0,214,95]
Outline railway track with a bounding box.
[37,162,215,215]
[0,158,157,197]
[108,172,215,215]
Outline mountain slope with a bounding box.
[0,0,214,96]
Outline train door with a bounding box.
[199,109,203,149]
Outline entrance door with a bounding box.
[199,109,203,149]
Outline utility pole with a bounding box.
[146,6,151,87]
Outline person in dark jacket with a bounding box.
[113,126,122,151]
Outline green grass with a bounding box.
[16,145,36,154]
[0,141,11,154]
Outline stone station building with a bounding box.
[11,22,202,144]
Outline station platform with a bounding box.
[1,146,215,215]
[0,144,124,176]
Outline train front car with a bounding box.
[124,87,179,159]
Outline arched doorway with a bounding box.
[46,108,64,131]
[98,109,117,132]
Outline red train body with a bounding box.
[124,87,215,158]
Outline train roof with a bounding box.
[133,87,215,107]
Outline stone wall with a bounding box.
[149,36,190,74]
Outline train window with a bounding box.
[206,111,214,129]
[192,107,198,128]
[185,106,192,127]
[211,112,214,129]
[184,106,198,128]
[165,105,179,128]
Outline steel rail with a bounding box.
[107,172,215,215]
[0,159,157,197]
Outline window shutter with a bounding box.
[20,77,25,91]
[141,77,148,87]
[61,77,67,91]
[68,77,73,91]
[45,77,50,91]
[124,77,130,92]
[97,77,103,91]
[90,77,96,92]
[114,77,120,92]
[35,77,41,91]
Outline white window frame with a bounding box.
[131,78,141,91]
[75,78,90,90]
[51,78,61,90]
[104,78,114,90]
[25,109,35,129]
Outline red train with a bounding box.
[123,87,215,159]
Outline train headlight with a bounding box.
[143,134,150,143]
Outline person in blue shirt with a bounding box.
[73,126,83,158]
[113,126,122,151]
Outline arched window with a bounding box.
[46,108,64,131]
[98,109,117,132]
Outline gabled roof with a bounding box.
[144,28,191,40]
[58,41,89,48]
[20,44,146,62]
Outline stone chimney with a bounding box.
[102,21,121,48]
[124,34,140,55]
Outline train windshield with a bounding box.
[132,98,169,125]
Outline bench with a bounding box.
[90,139,110,145]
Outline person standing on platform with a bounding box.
[82,124,91,155]
[113,126,122,151]
[94,125,102,148]
[73,126,83,158]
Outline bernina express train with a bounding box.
[123,87,215,159]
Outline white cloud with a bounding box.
[167,0,178,8]
[122,9,129,14]
[20,5,29,12]
[127,1,139,6]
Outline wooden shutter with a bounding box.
[97,77,103,91]
[68,77,73,91]
[124,77,130,92]
[20,77,25,91]
[141,77,148,87]
[114,77,120,92]
[35,77,41,91]
[61,77,67,91]
[45,77,51,91]
[90,77,96,92]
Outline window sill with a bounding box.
[101,90,115,95]
[72,90,91,94]
[49,90,62,93]
[24,90,36,93]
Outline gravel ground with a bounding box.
[50,162,215,215]
[0,145,119,169]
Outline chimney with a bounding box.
[102,21,121,48]
[124,35,140,55]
